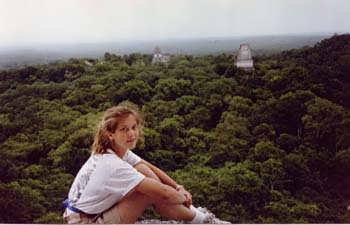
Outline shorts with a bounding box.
[63,204,121,224]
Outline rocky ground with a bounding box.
[137,219,184,224]
[137,207,231,224]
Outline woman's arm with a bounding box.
[137,159,192,207]
[135,177,186,204]
[138,159,179,189]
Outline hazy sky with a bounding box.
[1,0,349,46]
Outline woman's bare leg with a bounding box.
[154,202,195,221]
[134,163,196,221]
[114,191,153,223]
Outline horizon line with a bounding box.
[1,31,347,49]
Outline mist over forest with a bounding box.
[0,34,329,70]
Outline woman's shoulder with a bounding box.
[92,152,126,168]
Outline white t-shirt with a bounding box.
[67,149,145,214]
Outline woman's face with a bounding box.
[109,114,139,152]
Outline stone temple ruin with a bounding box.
[235,43,254,70]
[152,46,170,64]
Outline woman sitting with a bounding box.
[63,102,229,224]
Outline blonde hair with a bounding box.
[92,101,144,154]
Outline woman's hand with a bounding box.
[176,185,192,207]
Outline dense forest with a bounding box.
[0,34,349,223]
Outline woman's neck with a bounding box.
[111,145,128,158]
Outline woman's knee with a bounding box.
[134,163,161,181]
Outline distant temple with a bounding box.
[152,46,170,64]
[235,43,254,70]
